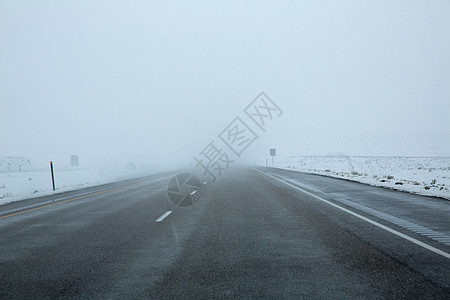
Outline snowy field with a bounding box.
[0,157,160,205]
[2,156,449,205]
[278,156,450,200]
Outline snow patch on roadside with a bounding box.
[278,156,450,200]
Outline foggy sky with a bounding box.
[1,0,450,169]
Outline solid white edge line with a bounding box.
[254,169,450,260]
[155,210,173,222]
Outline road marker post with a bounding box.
[50,161,55,191]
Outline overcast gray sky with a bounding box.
[1,0,449,169]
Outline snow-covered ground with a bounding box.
[0,160,160,206]
[0,156,33,172]
[3,155,449,205]
[277,156,450,200]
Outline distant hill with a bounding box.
[0,156,32,172]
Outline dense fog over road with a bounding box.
[1,1,449,169]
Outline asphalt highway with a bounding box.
[1,167,449,299]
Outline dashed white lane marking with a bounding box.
[155,211,173,222]
[255,169,450,260]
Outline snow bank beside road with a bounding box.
[0,167,157,206]
[278,156,450,200]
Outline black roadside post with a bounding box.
[50,161,55,191]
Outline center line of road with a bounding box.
[255,169,450,260]
[155,211,173,222]
[0,182,144,220]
